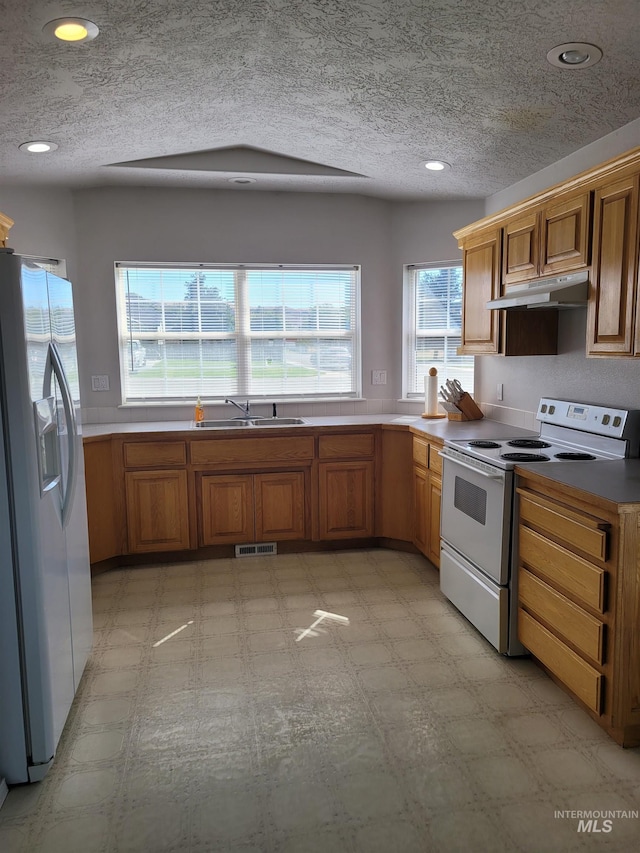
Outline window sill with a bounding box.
[118,397,367,408]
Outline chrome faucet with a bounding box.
[225,398,252,419]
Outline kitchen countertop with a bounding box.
[515,459,640,506]
[82,414,537,441]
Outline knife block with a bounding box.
[455,393,484,420]
[446,393,484,421]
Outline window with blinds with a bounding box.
[404,262,474,397]
[115,263,361,403]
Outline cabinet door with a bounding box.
[255,472,306,541]
[318,461,374,539]
[427,473,442,568]
[200,474,254,545]
[587,174,639,356]
[503,211,540,286]
[459,228,501,355]
[125,470,190,553]
[541,191,591,276]
[412,465,428,556]
[84,439,119,562]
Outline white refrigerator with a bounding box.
[0,249,93,787]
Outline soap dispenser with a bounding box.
[194,396,204,425]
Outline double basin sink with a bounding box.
[194,417,307,429]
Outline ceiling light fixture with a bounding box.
[423,160,450,172]
[547,42,602,69]
[19,141,59,153]
[42,17,99,43]
[228,177,257,184]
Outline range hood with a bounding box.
[486,271,589,310]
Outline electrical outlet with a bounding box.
[91,375,110,392]
[372,370,387,385]
[497,382,504,401]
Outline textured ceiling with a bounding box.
[1,0,640,200]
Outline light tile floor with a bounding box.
[1,549,639,852]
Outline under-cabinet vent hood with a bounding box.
[486,271,589,310]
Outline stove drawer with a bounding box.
[518,490,609,562]
[519,568,604,663]
[519,526,606,613]
[440,543,508,653]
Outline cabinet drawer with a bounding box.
[412,437,428,468]
[518,491,609,561]
[519,526,606,613]
[191,436,314,465]
[428,443,443,475]
[319,433,374,459]
[518,609,602,714]
[519,568,604,663]
[124,441,187,468]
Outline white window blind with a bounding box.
[404,262,474,397]
[115,263,361,403]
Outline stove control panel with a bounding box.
[536,398,640,441]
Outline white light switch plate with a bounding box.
[372,370,387,385]
[91,375,110,392]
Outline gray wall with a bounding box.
[69,187,483,421]
[0,187,78,275]
[477,310,640,414]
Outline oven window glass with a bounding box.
[454,476,487,525]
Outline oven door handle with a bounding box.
[439,450,505,481]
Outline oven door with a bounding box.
[440,449,512,585]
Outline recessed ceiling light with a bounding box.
[547,42,602,69]
[19,141,59,153]
[423,160,450,172]
[228,177,257,184]
[42,18,99,43]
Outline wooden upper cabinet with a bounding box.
[503,191,591,286]
[503,210,540,286]
[540,191,591,276]
[459,227,501,355]
[587,173,640,356]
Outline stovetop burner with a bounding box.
[554,452,597,461]
[468,440,501,449]
[507,438,552,449]
[500,452,550,462]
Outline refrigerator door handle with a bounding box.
[44,342,77,529]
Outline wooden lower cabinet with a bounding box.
[200,471,306,545]
[516,472,640,745]
[427,472,442,567]
[412,436,442,566]
[84,438,119,562]
[516,480,611,719]
[318,460,374,539]
[413,464,428,555]
[200,474,254,545]
[255,472,306,541]
[125,469,190,553]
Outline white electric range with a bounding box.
[438,398,640,655]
